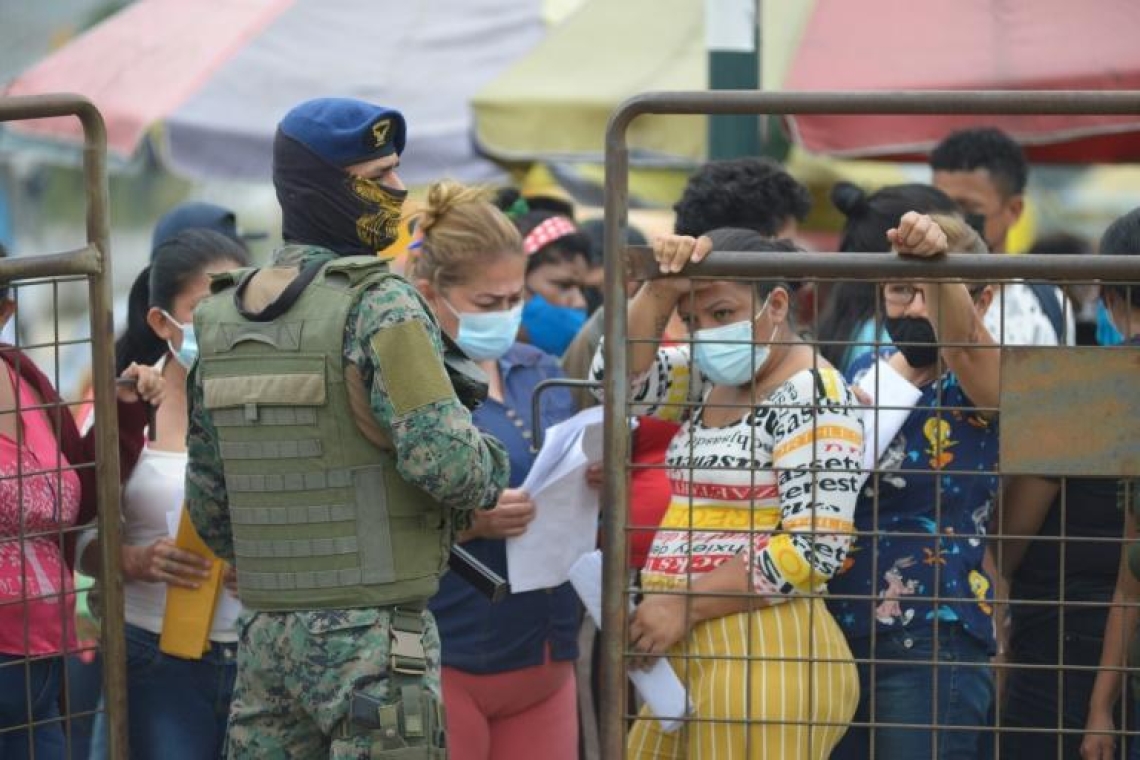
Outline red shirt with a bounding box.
[627,416,680,570]
[0,364,80,655]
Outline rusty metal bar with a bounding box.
[601,115,633,760]
[0,93,128,759]
[601,88,1140,760]
[530,378,601,447]
[626,246,1140,282]
[0,247,102,281]
[608,89,1140,124]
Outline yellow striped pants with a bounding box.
[628,597,858,760]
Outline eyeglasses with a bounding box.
[883,284,922,307]
[883,283,986,306]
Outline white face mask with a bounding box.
[161,310,198,369]
[442,298,523,361]
[691,299,776,386]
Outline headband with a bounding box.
[522,216,578,256]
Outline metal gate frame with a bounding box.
[0,94,128,759]
[599,90,1140,759]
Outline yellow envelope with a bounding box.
[159,508,223,660]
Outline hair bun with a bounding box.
[419,180,489,237]
[831,181,869,217]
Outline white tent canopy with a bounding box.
[7,0,547,186]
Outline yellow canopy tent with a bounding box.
[471,0,907,225]
[472,0,820,162]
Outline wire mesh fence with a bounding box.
[2,89,1140,760]
[598,91,1140,760]
[598,264,1138,760]
[0,94,126,760]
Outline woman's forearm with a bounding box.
[1089,594,1135,714]
[923,281,1001,409]
[1089,528,1140,717]
[628,282,680,376]
[686,554,768,624]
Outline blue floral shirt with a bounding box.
[826,353,1000,652]
[429,342,581,674]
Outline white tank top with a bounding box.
[122,446,241,642]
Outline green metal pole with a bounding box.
[707,0,760,159]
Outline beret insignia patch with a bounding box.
[371,118,392,150]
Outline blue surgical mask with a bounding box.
[1097,300,1125,346]
[521,293,587,357]
[443,299,522,361]
[692,305,776,387]
[162,311,199,369]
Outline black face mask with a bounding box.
[274,131,407,255]
[964,212,987,241]
[884,316,940,368]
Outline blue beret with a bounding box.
[278,98,406,167]
[151,202,241,255]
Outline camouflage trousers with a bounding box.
[226,605,446,759]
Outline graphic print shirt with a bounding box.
[591,345,864,601]
[827,353,1000,650]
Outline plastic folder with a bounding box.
[159,508,223,660]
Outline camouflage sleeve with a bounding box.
[184,361,235,562]
[347,277,509,510]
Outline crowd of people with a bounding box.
[0,96,1136,760]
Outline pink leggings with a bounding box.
[442,655,578,760]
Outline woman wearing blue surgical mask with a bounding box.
[513,211,591,357]
[79,229,250,760]
[591,227,867,759]
[411,182,582,760]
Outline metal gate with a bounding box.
[0,94,128,758]
[599,91,1140,758]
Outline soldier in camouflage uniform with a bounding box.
[185,98,510,759]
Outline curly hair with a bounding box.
[930,127,1028,197]
[673,158,811,237]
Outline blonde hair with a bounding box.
[931,213,989,254]
[409,181,523,290]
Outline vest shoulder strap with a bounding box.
[210,267,257,295]
[322,255,393,288]
[1026,281,1067,345]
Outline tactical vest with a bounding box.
[195,256,452,611]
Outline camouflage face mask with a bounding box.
[348,176,407,252]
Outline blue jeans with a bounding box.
[830,625,994,759]
[90,624,237,760]
[64,652,102,760]
[1001,613,1114,757]
[1133,697,1140,760]
[0,653,66,759]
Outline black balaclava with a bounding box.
[274,132,406,255]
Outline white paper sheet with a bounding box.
[569,551,692,733]
[165,510,180,537]
[856,358,922,475]
[506,407,604,594]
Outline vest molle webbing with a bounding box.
[195,256,452,611]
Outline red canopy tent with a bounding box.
[783,0,1140,163]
